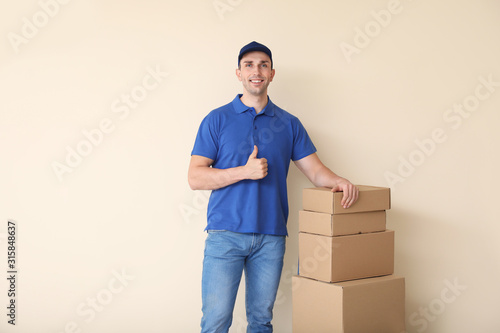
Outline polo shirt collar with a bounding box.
[232,94,275,117]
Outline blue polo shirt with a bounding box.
[191,94,316,235]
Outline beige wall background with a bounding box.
[1,0,499,332]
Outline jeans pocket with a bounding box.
[206,230,227,242]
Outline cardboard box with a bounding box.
[299,210,386,236]
[299,230,394,283]
[302,185,390,214]
[292,274,406,333]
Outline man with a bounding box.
[188,41,358,333]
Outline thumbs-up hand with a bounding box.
[245,145,268,180]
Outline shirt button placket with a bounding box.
[253,116,258,146]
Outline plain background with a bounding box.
[1,0,499,332]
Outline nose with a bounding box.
[252,65,262,76]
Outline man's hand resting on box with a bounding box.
[331,177,359,209]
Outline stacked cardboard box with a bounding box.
[292,185,406,333]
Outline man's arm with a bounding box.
[188,145,267,191]
[294,153,359,208]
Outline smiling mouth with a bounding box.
[250,79,264,83]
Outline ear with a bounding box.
[235,67,242,82]
[269,68,276,82]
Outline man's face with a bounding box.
[236,51,275,97]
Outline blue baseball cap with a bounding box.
[238,41,273,68]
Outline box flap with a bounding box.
[303,185,391,214]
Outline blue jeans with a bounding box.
[201,230,286,333]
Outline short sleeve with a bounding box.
[191,113,219,161]
[291,117,317,161]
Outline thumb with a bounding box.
[331,185,341,192]
[249,145,258,159]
